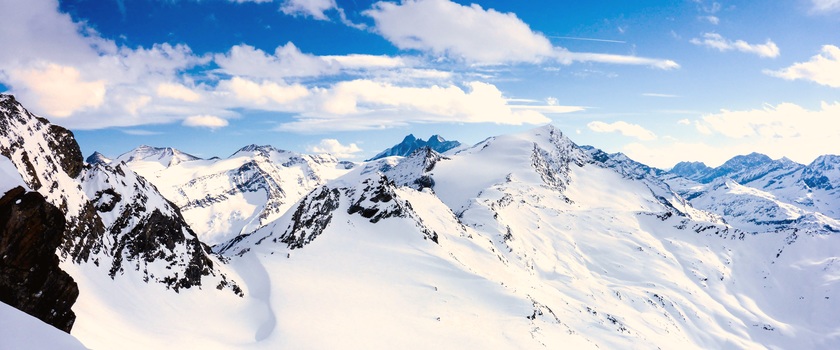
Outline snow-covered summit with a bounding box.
[115,145,200,168]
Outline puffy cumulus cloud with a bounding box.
[633,101,840,167]
[764,45,840,87]
[218,76,310,106]
[0,0,222,128]
[280,0,337,20]
[307,139,363,158]
[366,0,553,64]
[182,115,229,130]
[156,83,201,102]
[690,33,780,58]
[214,43,333,79]
[587,121,657,141]
[5,63,106,117]
[365,0,677,68]
[214,43,408,80]
[278,80,570,132]
[811,0,840,13]
[696,102,840,139]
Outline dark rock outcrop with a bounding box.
[0,186,79,333]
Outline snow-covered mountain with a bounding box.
[368,134,462,160]
[4,94,840,349]
[0,94,240,334]
[114,144,355,246]
[205,125,839,349]
[665,152,840,231]
[84,151,111,166]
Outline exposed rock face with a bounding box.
[0,186,79,333]
[368,134,461,161]
[0,93,239,294]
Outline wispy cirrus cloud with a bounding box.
[810,0,840,13]
[690,33,779,58]
[764,45,840,87]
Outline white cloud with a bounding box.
[811,0,840,13]
[215,43,334,79]
[643,93,679,98]
[700,15,720,24]
[677,118,691,125]
[321,54,405,69]
[366,0,553,64]
[157,82,201,102]
[278,80,564,132]
[697,102,840,139]
[308,139,362,158]
[365,0,677,68]
[280,0,337,20]
[558,50,680,69]
[182,115,229,130]
[644,101,840,166]
[5,63,105,117]
[764,45,840,87]
[218,76,310,106]
[587,121,657,141]
[690,33,780,58]
[214,43,409,80]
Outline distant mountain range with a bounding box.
[367,134,461,160]
[2,93,839,349]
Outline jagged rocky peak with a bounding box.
[230,144,287,158]
[368,133,461,161]
[0,94,240,295]
[115,145,200,167]
[85,152,112,166]
[382,146,449,190]
[670,161,713,181]
[802,154,840,190]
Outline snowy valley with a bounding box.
[2,93,840,349]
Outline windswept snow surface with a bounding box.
[118,145,353,246]
[0,154,28,194]
[51,126,840,349]
[0,302,88,350]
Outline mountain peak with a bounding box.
[116,145,200,167]
[368,134,461,161]
[85,152,112,166]
[230,144,290,158]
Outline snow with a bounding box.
[0,154,28,194]
[4,109,840,349]
[120,145,353,246]
[0,302,88,350]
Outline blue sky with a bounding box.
[1,0,839,167]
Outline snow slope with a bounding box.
[207,125,840,349]
[5,104,840,349]
[0,302,88,350]
[117,144,354,246]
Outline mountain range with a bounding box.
[1,93,839,349]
